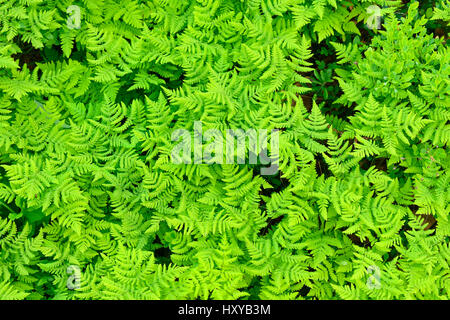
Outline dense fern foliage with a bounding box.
[0,0,448,300]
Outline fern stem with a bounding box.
[0,201,16,214]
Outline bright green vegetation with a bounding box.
[0,0,449,300]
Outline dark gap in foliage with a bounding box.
[257,169,289,217]
[136,141,148,158]
[120,68,185,106]
[11,36,43,71]
[118,115,129,128]
[115,73,146,105]
[300,94,313,112]
[374,157,388,172]
[384,247,401,263]
[154,246,172,265]
[359,156,387,172]
[322,101,356,121]
[246,277,262,299]
[70,43,87,62]
[298,285,311,297]
[409,205,420,215]
[153,235,173,266]
[357,23,373,45]
[308,38,340,104]
[258,215,284,237]
[418,0,450,39]
[347,233,371,248]
[419,214,437,231]
[315,154,331,178]
[305,34,357,118]
[259,171,289,195]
